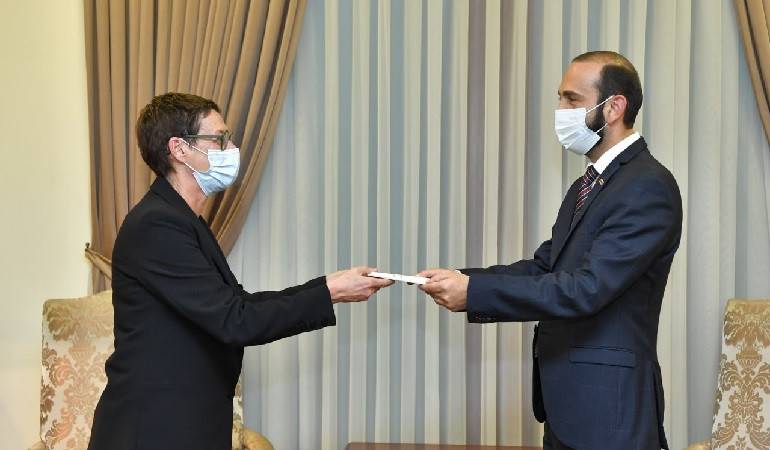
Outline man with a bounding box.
[419,51,681,450]
[88,93,392,450]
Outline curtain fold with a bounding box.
[84,0,307,287]
[734,0,770,147]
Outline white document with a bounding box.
[367,272,429,285]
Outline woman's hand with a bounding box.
[326,267,394,303]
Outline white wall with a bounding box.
[0,1,91,449]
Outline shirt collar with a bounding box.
[590,131,640,174]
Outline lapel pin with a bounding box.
[598,178,604,186]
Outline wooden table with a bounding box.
[346,444,541,450]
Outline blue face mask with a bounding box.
[182,140,240,196]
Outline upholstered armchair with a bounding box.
[28,290,272,450]
[686,299,770,450]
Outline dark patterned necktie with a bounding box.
[575,165,599,213]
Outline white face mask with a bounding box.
[182,140,240,196]
[554,96,613,155]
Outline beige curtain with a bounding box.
[735,0,770,146]
[84,0,306,287]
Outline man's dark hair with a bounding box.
[573,51,642,127]
[136,92,220,177]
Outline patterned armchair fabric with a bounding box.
[30,290,272,450]
[686,299,770,450]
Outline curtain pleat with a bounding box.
[374,0,393,442]
[321,0,341,448]
[422,1,443,443]
[735,0,770,147]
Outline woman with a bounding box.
[88,93,391,450]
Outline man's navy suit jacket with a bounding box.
[88,177,336,450]
[464,138,681,450]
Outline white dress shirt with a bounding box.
[589,131,640,175]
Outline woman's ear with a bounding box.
[167,137,186,163]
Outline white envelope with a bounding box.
[367,272,428,285]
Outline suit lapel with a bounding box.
[549,179,580,264]
[550,138,648,265]
[150,177,237,286]
[194,216,238,286]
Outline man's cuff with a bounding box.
[465,274,497,323]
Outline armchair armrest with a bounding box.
[242,427,274,450]
[684,441,710,450]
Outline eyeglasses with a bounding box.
[182,130,233,150]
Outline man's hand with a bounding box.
[326,266,394,303]
[417,268,469,312]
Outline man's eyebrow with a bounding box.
[558,90,583,99]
